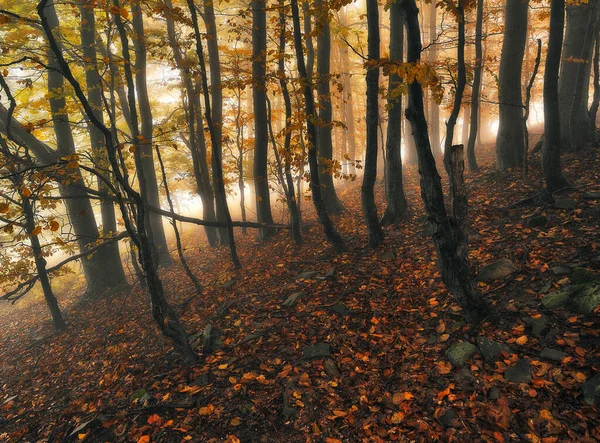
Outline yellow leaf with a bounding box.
[391,411,405,424]
[199,404,215,416]
[574,372,587,383]
[515,335,528,345]
[230,417,241,426]
[20,186,32,197]
[440,333,450,342]
[120,8,129,19]
[539,409,553,420]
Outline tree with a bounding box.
[496,0,529,170]
[466,0,484,171]
[543,0,571,192]
[252,0,276,241]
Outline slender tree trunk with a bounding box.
[589,28,600,131]
[315,0,343,214]
[467,0,484,171]
[79,1,128,286]
[496,0,529,170]
[543,0,571,191]
[338,8,357,175]
[428,1,441,158]
[402,0,489,324]
[381,1,407,225]
[290,0,346,253]
[252,0,276,241]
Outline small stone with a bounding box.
[439,408,458,427]
[303,343,331,360]
[191,372,214,386]
[330,302,352,316]
[296,271,319,280]
[325,267,336,279]
[324,359,340,377]
[427,335,438,345]
[445,342,478,367]
[505,359,532,384]
[222,279,236,289]
[476,337,512,362]
[541,290,570,309]
[571,267,598,285]
[528,315,549,338]
[540,347,568,362]
[583,191,600,199]
[551,266,571,276]
[554,198,577,210]
[381,250,396,260]
[281,292,305,309]
[527,215,548,228]
[488,387,501,400]
[477,258,518,282]
[202,324,218,354]
[582,373,600,405]
[540,281,552,294]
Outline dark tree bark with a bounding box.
[315,0,343,214]
[589,28,600,129]
[130,2,172,266]
[252,0,276,241]
[402,0,489,324]
[496,0,529,170]
[290,0,346,253]
[78,1,128,286]
[164,0,218,247]
[428,1,441,158]
[466,0,483,172]
[303,1,315,80]
[38,0,199,362]
[523,39,542,179]
[381,0,408,226]
[543,0,571,192]
[186,0,241,268]
[559,0,600,150]
[362,0,384,248]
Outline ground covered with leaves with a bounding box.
[0,147,599,442]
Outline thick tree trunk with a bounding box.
[402,0,489,324]
[381,1,408,225]
[496,0,529,170]
[290,0,346,253]
[362,0,384,248]
[252,0,276,241]
[164,0,218,247]
[79,1,128,286]
[467,0,484,172]
[131,2,172,266]
[315,0,343,214]
[559,1,600,150]
[45,2,124,297]
[203,0,230,245]
[543,0,571,191]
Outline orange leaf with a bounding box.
[137,437,150,443]
[147,414,161,425]
[515,335,528,345]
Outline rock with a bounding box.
[540,281,552,294]
[281,292,305,309]
[324,359,340,377]
[583,191,600,199]
[439,408,458,427]
[571,267,598,285]
[541,289,570,309]
[476,337,512,362]
[488,387,501,400]
[446,342,478,367]
[540,347,567,362]
[191,372,214,386]
[325,267,336,279]
[551,266,571,276]
[477,258,518,282]
[528,315,549,338]
[582,373,600,405]
[569,283,600,314]
[240,333,261,344]
[330,302,352,316]
[527,215,548,228]
[381,250,396,260]
[554,198,577,210]
[296,271,319,280]
[505,359,532,384]
[222,279,236,289]
[202,324,223,354]
[303,343,331,360]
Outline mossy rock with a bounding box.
[570,267,598,285]
[446,342,478,367]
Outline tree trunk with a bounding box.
[315,0,343,214]
[381,1,408,225]
[252,0,276,241]
[589,28,600,131]
[428,1,441,158]
[338,8,357,175]
[496,0,529,170]
[78,1,128,286]
[467,0,484,171]
[290,0,346,253]
[559,0,600,150]
[131,2,172,266]
[362,0,384,248]
[543,0,571,191]
[164,0,218,247]
[402,0,489,324]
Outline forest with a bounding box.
[0,0,599,441]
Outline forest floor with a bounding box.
[0,146,599,443]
